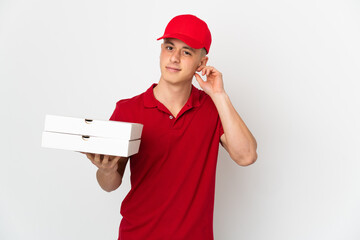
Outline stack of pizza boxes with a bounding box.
[41,115,143,157]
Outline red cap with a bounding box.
[157,14,212,54]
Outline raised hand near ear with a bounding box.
[194,66,225,97]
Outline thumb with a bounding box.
[194,73,205,87]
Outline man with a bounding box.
[83,14,257,240]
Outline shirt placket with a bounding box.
[156,102,194,129]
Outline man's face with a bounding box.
[159,38,208,85]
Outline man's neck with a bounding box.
[153,79,192,118]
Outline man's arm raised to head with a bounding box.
[195,66,257,166]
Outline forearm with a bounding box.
[211,92,257,164]
[96,169,122,192]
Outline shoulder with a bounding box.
[115,91,144,109]
[198,88,210,101]
[109,89,147,122]
[197,87,217,111]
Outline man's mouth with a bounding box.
[166,66,181,72]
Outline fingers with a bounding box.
[201,66,218,76]
[201,66,209,76]
[84,152,94,161]
[196,66,221,80]
[194,73,205,86]
[110,156,121,168]
[197,65,206,72]
[102,154,109,165]
[94,153,101,164]
[82,152,121,170]
[86,154,98,168]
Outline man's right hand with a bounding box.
[80,152,128,192]
[81,152,122,175]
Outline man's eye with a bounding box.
[166,46,173,50]
[184,51,191,56]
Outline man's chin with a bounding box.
[160,77,193,86]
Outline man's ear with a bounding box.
[196,56,209,72]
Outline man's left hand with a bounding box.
[194,66,225,97]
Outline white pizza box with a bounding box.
[41,132,141,157]
[43,114,143,140]
[41,115,143,157]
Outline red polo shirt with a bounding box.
[109,83,224,240]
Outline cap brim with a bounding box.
[157,33,204,50]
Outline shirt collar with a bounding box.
[143,83,201,109]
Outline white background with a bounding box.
[1,0,359,239]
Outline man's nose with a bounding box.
[170,49,181,63]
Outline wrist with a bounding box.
[210,90,228,102]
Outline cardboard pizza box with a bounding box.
[41,114,143,157]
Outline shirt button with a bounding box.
[169,115,173,119]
